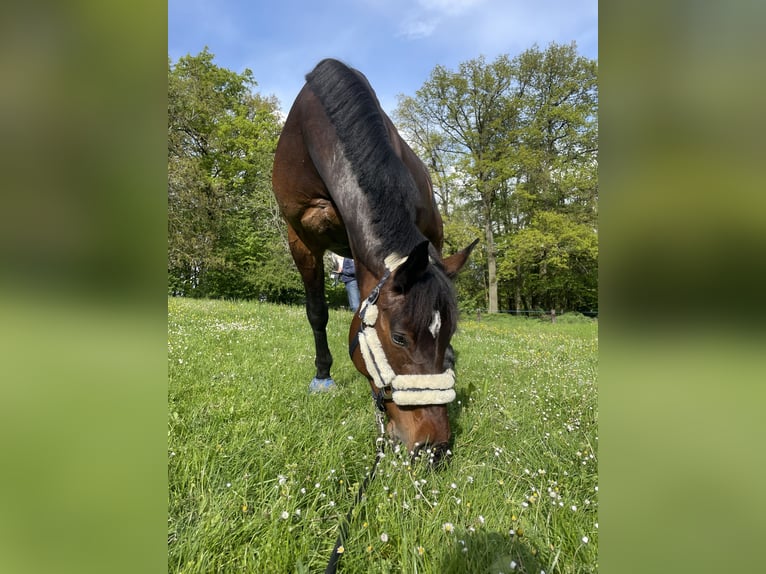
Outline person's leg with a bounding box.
[345,279,360,312]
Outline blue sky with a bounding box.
[168,0,597,115]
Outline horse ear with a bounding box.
[392,240,430,293]
[443,238,479,279]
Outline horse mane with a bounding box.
[404,265,458,341]
[305,59,425,257]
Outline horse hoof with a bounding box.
[309,377,336,393]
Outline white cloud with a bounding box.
[398,18,440,39]
[391,0,488,39]
[418,0,485,15]
[392,0,597,60]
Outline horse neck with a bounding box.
[348,225,425,289]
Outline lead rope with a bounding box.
[324,410,388,574]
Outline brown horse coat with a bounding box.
[272,59,476,461]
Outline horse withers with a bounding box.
[272,58,477,465]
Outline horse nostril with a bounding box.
[411,441,452,468]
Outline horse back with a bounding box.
[272,60,443,260]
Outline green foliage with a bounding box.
[443,215,485,312]
[554,312,596,324]
[498,212,598,312]
[168,49,299,300]
[168,298,598,573]
[396,43,598,315]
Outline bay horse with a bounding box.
[272,58,477,464]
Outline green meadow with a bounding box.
[168,297,598,573]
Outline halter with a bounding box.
[349,260,456,411]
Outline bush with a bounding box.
[555,311,596,324]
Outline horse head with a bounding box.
[351,239,478,466]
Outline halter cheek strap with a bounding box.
[350,265,457,408]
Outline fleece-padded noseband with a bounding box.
[353,260,456,407]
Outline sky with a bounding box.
[168,0,597,115]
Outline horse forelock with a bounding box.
[396,265,457,343]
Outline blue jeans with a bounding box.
[344,279,360,311]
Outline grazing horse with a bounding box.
[272,59,477,463]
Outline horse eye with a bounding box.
[391,332,408,347]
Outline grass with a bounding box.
[168,297,598,573]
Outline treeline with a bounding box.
[168,45,598,314]
[168,49,302,301]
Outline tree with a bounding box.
[397,55,517,313]
[514,43,598,227]
[396,43,597,314]
[168,49,297,299]
[497,212,597,312]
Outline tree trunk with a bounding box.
[484,216,498,313]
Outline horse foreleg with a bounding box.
[287,227,334,391]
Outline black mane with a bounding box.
[305,59,425,257]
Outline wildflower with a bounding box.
[241,504,248,512]
[582,536,589,544]
[280,511,289,520]
[380,533,389,543]
[509,561,517,570]
[442,522,454,533]
[417,546,425,556]
[226,482,231,488]
[450,483,457,489]
[478,515,485,525]
[366,545,373,553]
[337,546,344,554]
